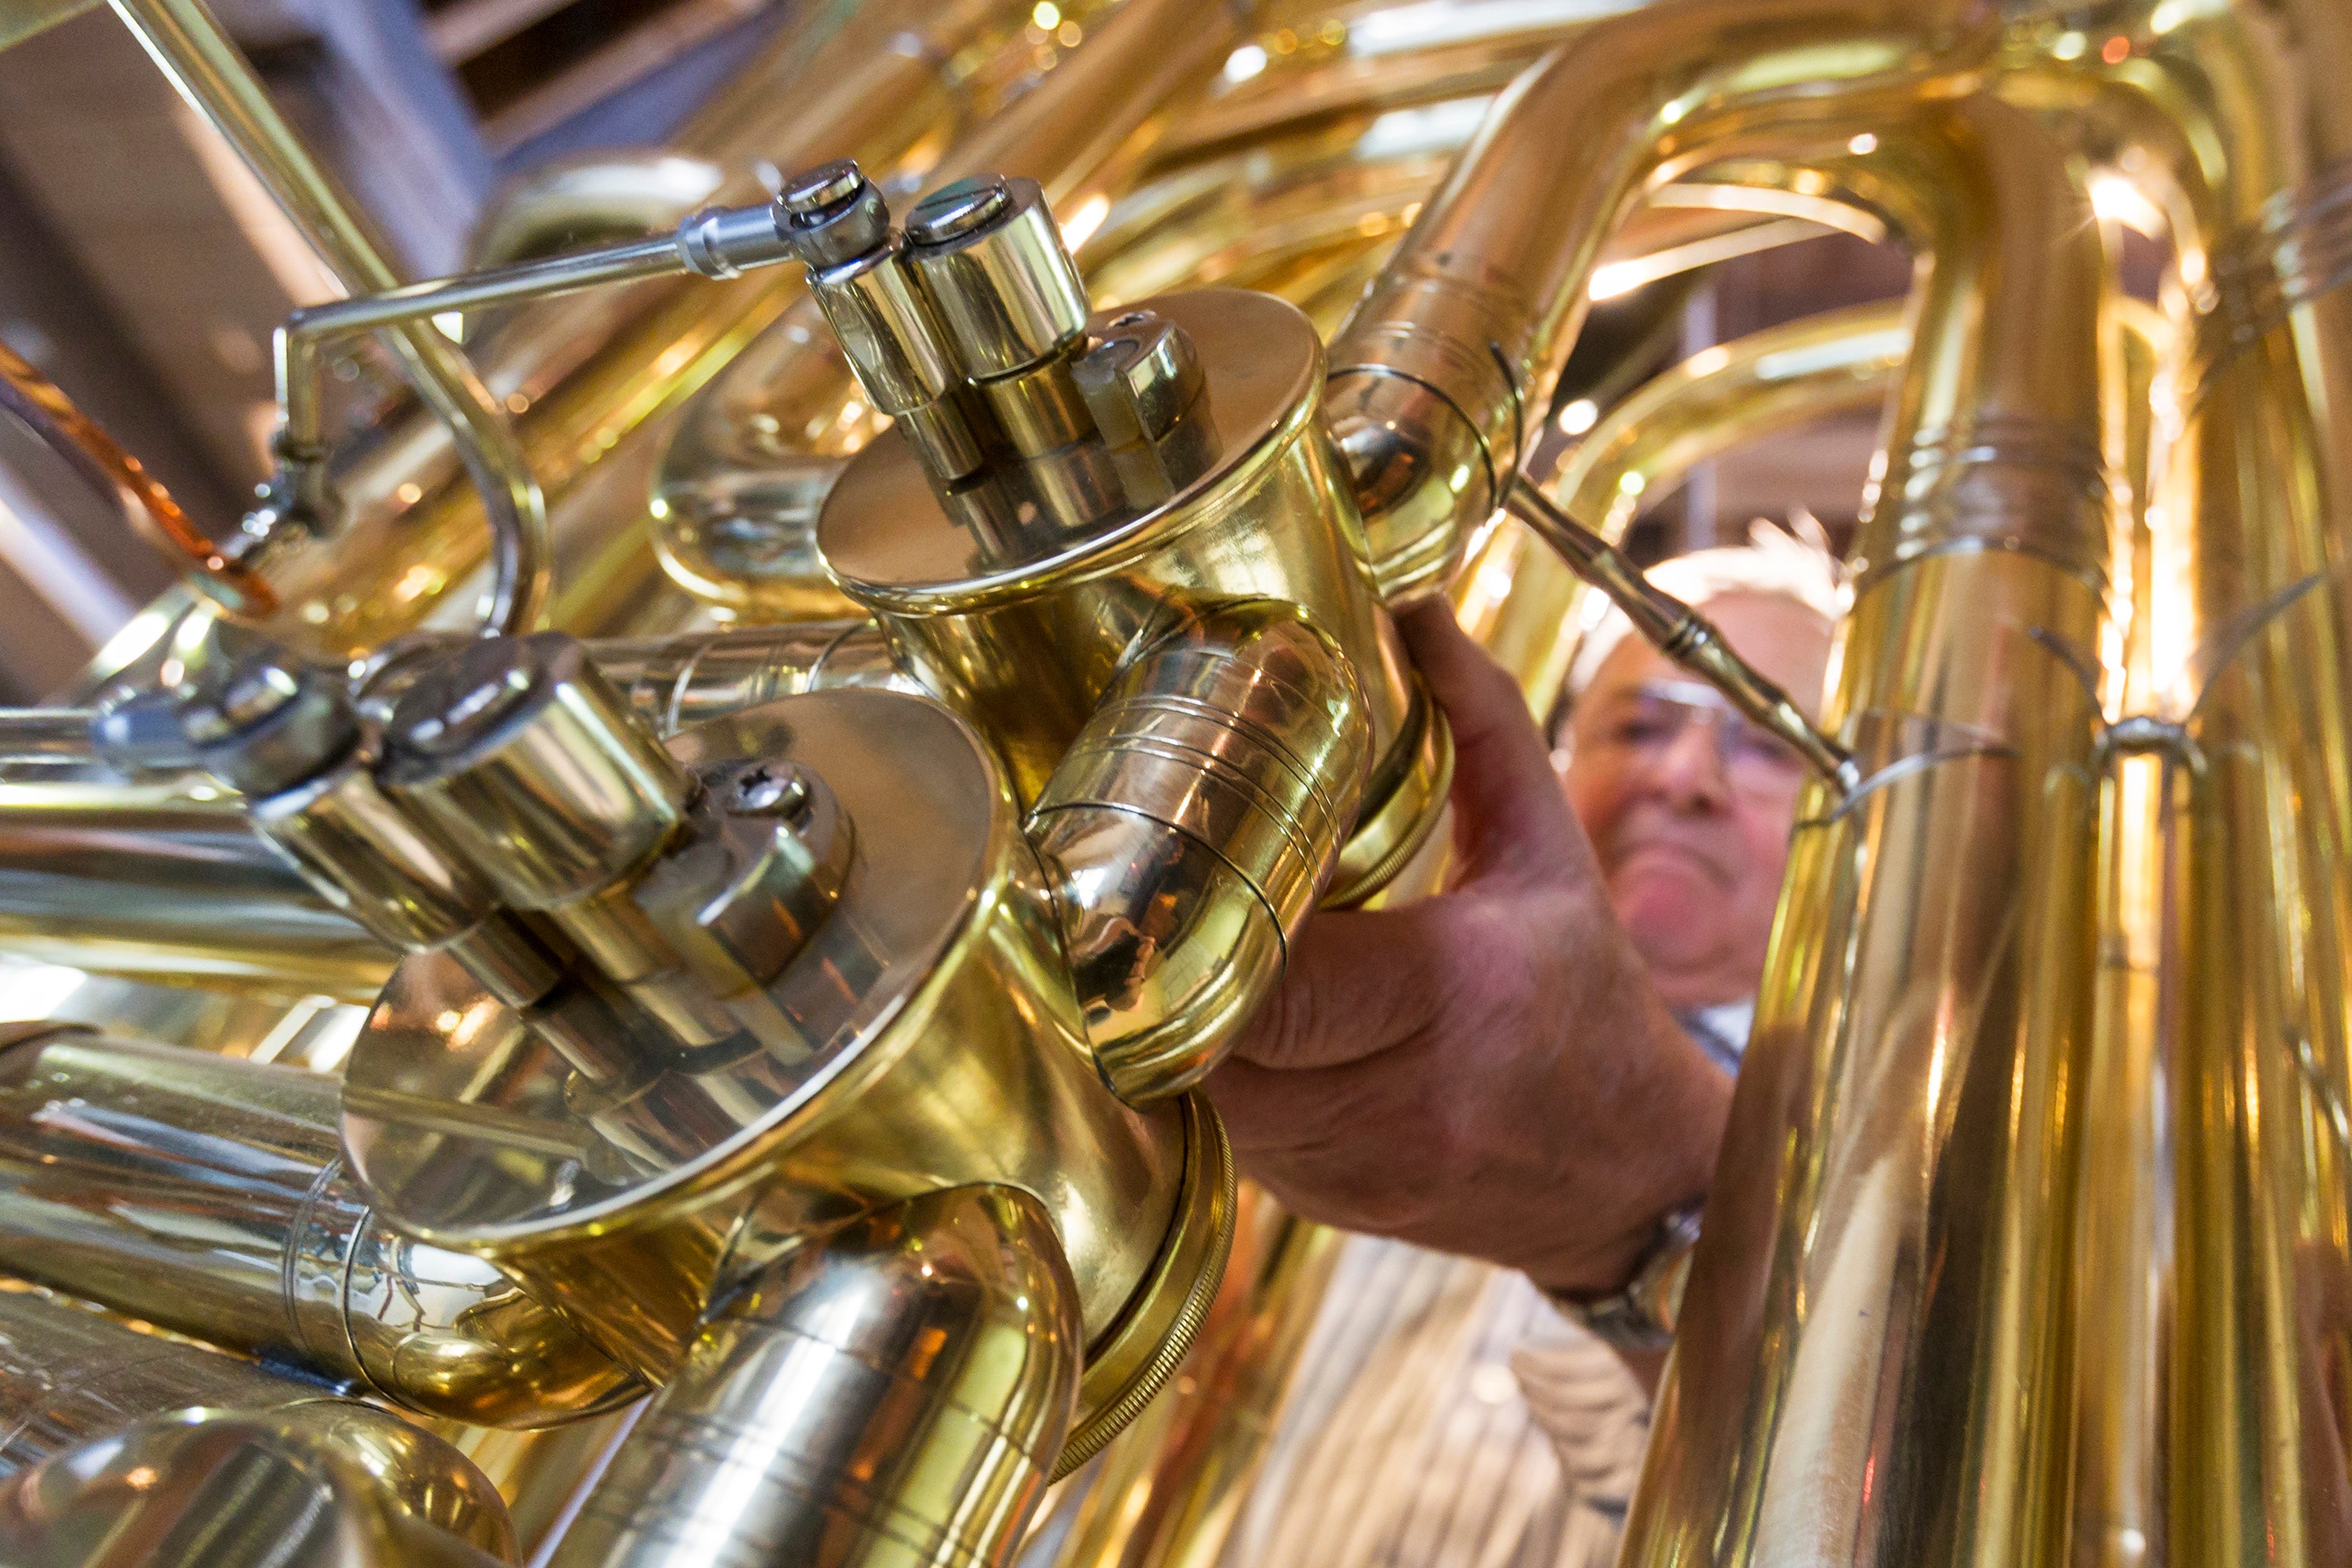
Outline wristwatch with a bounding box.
[1541,1200,1704,1354]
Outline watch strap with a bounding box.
[1540,1200,1703,1355]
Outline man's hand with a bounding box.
[1204,601,1733,1299]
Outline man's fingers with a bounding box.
[1396,601,1591,884]
[1232,902,1456,1072]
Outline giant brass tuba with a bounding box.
[0,0,2345,1562]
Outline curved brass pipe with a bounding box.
[0,1287,516,1565]
[0,339,272,614]
[0,1031,644,1428]
[107,0,550,641]
[1323,0,1991,603]
[469,154,731,269]
[1624,93,2111,1568]
[1455,299,1907,713]
[0,771,394,1000]
[545,1185,1080,1568]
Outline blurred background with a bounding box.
[0,0,2153,702]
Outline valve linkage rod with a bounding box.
[1505,474,1857,796]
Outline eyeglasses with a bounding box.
[1563,678,1811,793]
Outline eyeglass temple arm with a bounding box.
[1504,475,1858,797]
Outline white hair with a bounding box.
[1564,514,1849,698]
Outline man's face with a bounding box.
[1559,592,1833,1011]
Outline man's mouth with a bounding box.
[1610,837,1735,889]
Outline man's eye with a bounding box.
[1613,717,1673,746]
[1728,730,1803,771]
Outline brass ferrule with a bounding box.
[1029,603,1373,1105]
[546,1186,1079,1568]
[0,1032,644,1429]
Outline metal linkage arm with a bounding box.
[1506,474,1857,795]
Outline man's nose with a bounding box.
[1652,719,1732,811]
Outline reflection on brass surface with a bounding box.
[548,1185,1080,1568]
[1626,96,2111,1566]
[0,1033,643,1427]
[342,687,1196,1397]
[0,1287,517,1563]
[0,1410,514,1566]
[0,768,392,999]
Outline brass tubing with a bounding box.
[1028,603,1374,1105]
[546,1185,1082,1568]
[590,622,914,735]
[2057,296,2170,1568]
[466,153,729,269]
[0,708,102,764]
[2020,5,2352,1557]
[1624,94,2111,1567]
[89,0,1057,667]
[0,630,902,997]
[0,1031,644,1428]
[0,337,270,613]
[0,1411,514,1568]
[0,772,393,1000]
[107,0,550,639]
[0,1285,329,1475]
[0,1288,517,1565]
[1323,0,1985,602]
[1460,298,1907,715]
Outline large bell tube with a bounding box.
[1622,93,2113,1567]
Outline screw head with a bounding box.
[779,159,865,220]
[730,762,811,820]
[776,159,890,270]
[906,175,1011,245]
